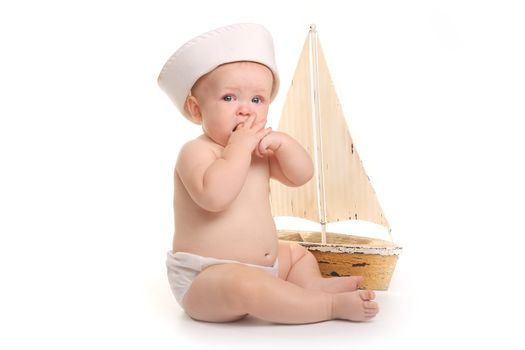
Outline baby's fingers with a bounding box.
[243,115,256,128]
[256,140,267,157]
[254,144,264,158]
[256,128,272,155]
[257,127,272,140]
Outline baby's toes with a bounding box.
[364,301,379,317]
[358,290,375,301]
[364,301,378,311]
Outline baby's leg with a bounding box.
[183,263,377,323]
[182,263,333,324]
[278,241,363,293]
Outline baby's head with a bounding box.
[158,23,280,124]
[185,61,273,146]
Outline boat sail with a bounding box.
[270,25,401,290]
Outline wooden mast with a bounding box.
[309,25,328,244]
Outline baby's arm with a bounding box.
[176,116,271,211]
[258,131,314,187]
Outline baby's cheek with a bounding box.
[256,115,268,125]
[256,106,269,122]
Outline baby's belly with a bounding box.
[174,210,279,266]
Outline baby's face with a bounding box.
[191,61,274,146]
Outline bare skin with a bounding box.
[173,61,379,324]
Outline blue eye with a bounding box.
[223,95,234,102]
[252,96,262,104]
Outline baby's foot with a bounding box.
[332,290,379,321]
[314,276,363,293]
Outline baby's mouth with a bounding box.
[232,123,242,132]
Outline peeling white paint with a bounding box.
[302,242,402,256]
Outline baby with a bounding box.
[158,23,378,324]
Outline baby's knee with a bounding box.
[288,241,311,261]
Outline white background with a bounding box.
[1,0,524,349]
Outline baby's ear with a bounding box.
[185,95,202,124]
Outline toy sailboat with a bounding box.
[270,25,402,290]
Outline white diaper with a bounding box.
[166,251,279,307]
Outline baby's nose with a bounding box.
[236,103,253,117]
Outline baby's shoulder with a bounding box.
[180,136,219,154]
[177,136,221,166]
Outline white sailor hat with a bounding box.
[158,23,280,122]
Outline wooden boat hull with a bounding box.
[278,230,401,290]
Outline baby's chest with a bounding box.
[241,158,270,195]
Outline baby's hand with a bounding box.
[256,130,283,157]
[227,116,272,153]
